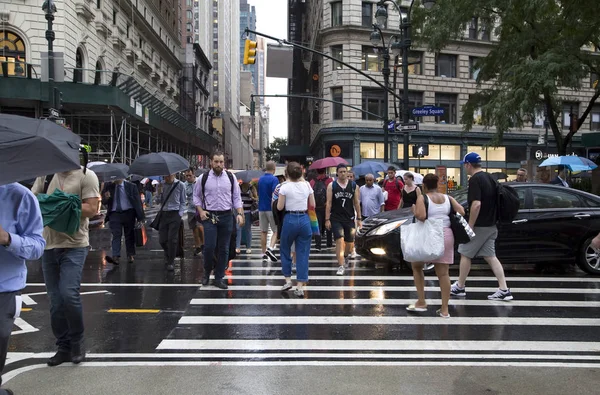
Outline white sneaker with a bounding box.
[281,282,293,291]
[336,266,345,276]
[262,254,268,263]
[245,249,252,254]
[266,248,278,263]
[292,264,297,273]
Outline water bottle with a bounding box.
[456,213,476,239]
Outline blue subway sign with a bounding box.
[412,105,445,117]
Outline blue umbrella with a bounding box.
[539,156,598,171]
[352,161,395,176]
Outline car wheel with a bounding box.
[576,237,600,275]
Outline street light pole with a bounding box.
[401,12,411,171]
[382,50,391,163]
[43,0,56,111]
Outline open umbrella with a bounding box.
[352,161,394,177]
[195,168,208,177]
[0,114,82,186]
[236,170,265,183]
[88,163,129,182]
[128,152,190,176]
[491,172,508,181]
[396,170,424,185]
[539,156,598,171]
[309,157,348,170]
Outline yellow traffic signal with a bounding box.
[243,39,257,65]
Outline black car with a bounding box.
[355,183,600,275]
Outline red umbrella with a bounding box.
[309,157,349,170]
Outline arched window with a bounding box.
[74,48,84,83]
[0,31,27,76]
[94,60,103,85]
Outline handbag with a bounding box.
[449,203,475,244]
[251,200,259,222]
[134,221,148,247]
[149,181,179,230]
[401,218,445,262]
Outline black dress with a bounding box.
[402,188,418,208]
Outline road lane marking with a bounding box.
[156,339,600,352]
[227,267,372,271]
[189,298,600,307]
[20,295,36,305]
[108,309,160,313]
[21,308,32,312]
[178,316,600,326]
[11,318,39,335]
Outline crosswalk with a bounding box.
[156,226,600,366]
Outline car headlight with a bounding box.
[367,219,408,236]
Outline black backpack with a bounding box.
[313,179,328,208]
[486,173,520,223]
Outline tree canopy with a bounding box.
[412,0,600,154]
[265,137,288,162]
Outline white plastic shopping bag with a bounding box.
[400,218,445,262]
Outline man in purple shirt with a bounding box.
[194,151,243,289]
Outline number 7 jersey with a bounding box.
[330,180,357,223]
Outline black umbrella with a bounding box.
[88,163,129,182]
[0,114,82,186]
[235,170,264,183]
[128,152,190,177]
[491,172,508,181]
[195,168,208,177]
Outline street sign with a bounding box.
[387,120,395,132]
[412,105,445,117]
[49,108,60,118]
[306,156,314,162]
[396,122,419,132]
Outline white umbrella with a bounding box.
[87,161,106,168]
[151,180,159,185]
[396,170,424,185]
[141,178,149,184]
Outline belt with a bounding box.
[285,210,307,214]
[208,210,232,215]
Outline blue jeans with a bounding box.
[202,213,234,281]
[236,212,253,249]
[144,191,152,207]
[280,213,312,282]
[42,247,88,352]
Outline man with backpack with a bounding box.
[310,168,333,251]
[451,152,513,301]
[194,151,243,290]
[383,166,404,211]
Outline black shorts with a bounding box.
[331,221,356,243]
[187,214,199,229]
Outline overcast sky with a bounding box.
[251,0,288,142]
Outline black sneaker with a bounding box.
[194,247,202,256]
[214,280,228,290]
[166,264,175,272]
[201,276,210,286]
[47,351,71,366]
[266,248,278,263]
[488,288,514,301]
[262,254,269,263]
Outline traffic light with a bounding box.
[412,144,429,157]
[53,87,63,110]
[243,38,257,65]
[250,100,255,117]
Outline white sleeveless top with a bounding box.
[427,194,451,228]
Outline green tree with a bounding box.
[412,0,600,154]
[265,137,288,162]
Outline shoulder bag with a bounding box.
[149,181,179,230]
[448,196,475,244]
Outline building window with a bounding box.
[435,93,457,124]
[187,0,192,6]
[186,23,192,32]
[468,17,478,39]
[74,47,84,83]
[331,45,343,70]
[126,24,130,38]
[331,1,342,27]
[403,51,422,75]
[112,9,117,24]
[398,91,423,116]
[436,54,457,78]
[562,102,579,130]
[94,60,103,85]
[481,23,491,41]
[591,72,599,89]
[187,36,193,44]
[591,106,600,131]
[361,2,373,27]
[469,57,480,80]
[187,10,193,20]
[144,7,146,18]
[0,31,27,76]
[360,143,389,159]
[362,46,382,71]
[332,87,343,120]
[362,88,385,121]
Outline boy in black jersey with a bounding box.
[325,164,362,276]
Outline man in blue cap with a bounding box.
[451,152,513,301]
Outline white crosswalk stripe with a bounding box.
[156,223,600,366]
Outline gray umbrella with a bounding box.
[0,114,82,186]
[88,163,129,182]
[235,170,265,183]
[129,152,190,177]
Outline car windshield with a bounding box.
[450,188,468,205]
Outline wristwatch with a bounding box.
[2,233,11,247]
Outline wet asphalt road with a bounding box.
[3,207,600,394]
